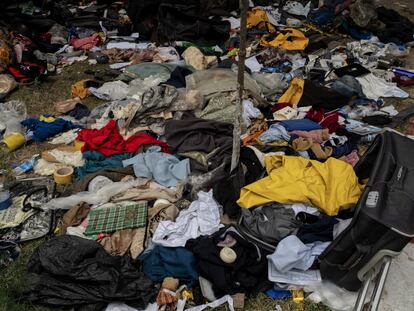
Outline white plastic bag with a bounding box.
[304,281,359,311]
[44,178,148,210]
[0,100,27,135]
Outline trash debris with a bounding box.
[0,1,413,310]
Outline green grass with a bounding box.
[243,293,329,311]
[0,239,63,311]
[8,61,106,116]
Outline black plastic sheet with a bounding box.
[26,235,156,310]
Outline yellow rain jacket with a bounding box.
[260,28,309,50]
[237,155,364,216]
[277,77,304,106]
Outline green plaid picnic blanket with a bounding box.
[85,201,147,235]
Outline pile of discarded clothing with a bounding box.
[0,0,414,310]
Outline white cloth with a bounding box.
[49,129,79,144]
[267,235,327,286]
[106,42,150,49]
[245,56,263,73]
[284,203,319,216]
[184,295,235,311]
[380,105,399,116]
[154,47,180,63]
[89,81,130,101]
[268,235,329,273]
[329,133,348,147]
[346,119,382,135]
[356,73,408,100]
[110,62,131,69]
[152,190,221,247]
[66,225,88,239]
[273,106,298,121]
[88,176,114,192]
[257,6,282,26]
[34,158,66,176]
[242,99,261,127]
[105,302,157,311]
[283,1,310,17]
[222,17,240,29]
[347,39,409,68]
[49,149,85,167]
[268,262,321,285]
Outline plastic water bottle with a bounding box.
[283,69,304,82]
[13,155,39,176]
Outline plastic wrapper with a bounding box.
[304,281,359,311]
[0,100,27,136]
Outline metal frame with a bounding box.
[354,256,393,311]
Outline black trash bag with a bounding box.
[127,0,237,44]
[25,235,156,310]
[198,0,239,16]
[127,0,162,38]
[157,1,231,45]
[374,7,414,44]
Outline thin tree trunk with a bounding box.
[231,0,248,171]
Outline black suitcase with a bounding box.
[319,130,414,291]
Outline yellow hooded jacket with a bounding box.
[237,155,364,216]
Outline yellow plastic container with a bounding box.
[2,132,25,151]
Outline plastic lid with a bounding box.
[220,247,237,264]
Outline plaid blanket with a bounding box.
[85,201,147,235]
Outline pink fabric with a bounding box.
[71,35,101,50]
[289,129,330,143]
[344,150,359,167]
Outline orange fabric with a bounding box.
[243,130,265,146]
[0,39,12,73]
[71,79,91,99]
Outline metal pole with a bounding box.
[354,272,373,311]
[368,257,392,311]
[230,0,248,171]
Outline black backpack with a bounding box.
[319,130,414,291]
